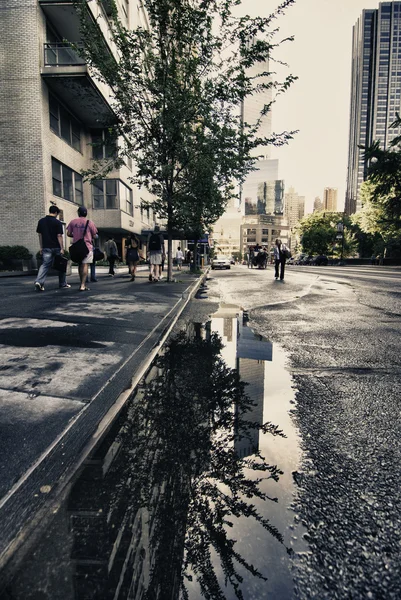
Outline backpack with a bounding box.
[148,233,162,251]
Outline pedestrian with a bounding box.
[147,224,165,282]
[34,205,70,292]
[176,246,184,271]
[125,233,141,281]
[104,237,119,276]
[273,238,289,281]
[66,206,98,292]
[86,236,99,284]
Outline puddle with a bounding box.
[1,305,307,599]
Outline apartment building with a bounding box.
[313,196,323,212]
[284,186,305,251]
[0,0,155,261]
[323,187,338,212]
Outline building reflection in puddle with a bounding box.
[3,305,304,600]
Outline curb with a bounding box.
[0,271,206,582]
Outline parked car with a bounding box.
[298,254,314,265]
[314,254,328,266]
[293,253,307,265]
[211,255,231,270]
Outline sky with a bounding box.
[243,0,379,213]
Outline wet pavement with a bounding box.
[0,268,203,587]
[1,263,400,599]
[199,265,401,599]
[1,303,305,599]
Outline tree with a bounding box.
[297,212,356,258]
[361,115,401,228]
[74,0,297,279]
[353,180,401,258]
[358,116,401,257]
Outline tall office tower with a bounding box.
[242,159,279,215]
[346,2,401,214]
[285,187,305,250]
[241,55,272,160]
[323,187,338,212]
[313,196,323,212]
[256,180,285,215]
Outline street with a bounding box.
[0,264,400,599]
[184,263,401,599]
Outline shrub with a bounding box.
[0,245,32,261]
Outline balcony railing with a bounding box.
[44,43,85,67]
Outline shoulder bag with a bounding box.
[69,220,90,263]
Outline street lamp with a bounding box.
[336,218,345,263]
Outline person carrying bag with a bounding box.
[66,207,98,291]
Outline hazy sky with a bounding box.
[243,0,378,212]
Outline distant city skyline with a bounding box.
[242,0,381,213]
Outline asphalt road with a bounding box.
[191,264,401,599]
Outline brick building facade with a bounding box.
[0,0,155,261]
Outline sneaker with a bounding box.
[35,282,44,292]
[130,276,135,281]
[59,283,71,289]
[90,278,98,282]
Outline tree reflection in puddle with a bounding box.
[2,314,295,600]
[113,327,291,599]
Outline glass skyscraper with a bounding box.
[346,2,401,214]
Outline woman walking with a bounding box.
[125,233,141,281]
[273,238,290,282]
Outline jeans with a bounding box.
[108,256,116,275]
[275,258,285,280]
[86,261,97,283]
[36,248,66,287]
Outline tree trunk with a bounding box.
[192,239,198,272]
[167,231,173,281]
[167,200,173,282]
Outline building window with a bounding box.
[52,158,83,205]
[49,94,81,151]
[92,179,132,214]
[92,180,118,209]
[119,181,133,215]
[91,129,117,160]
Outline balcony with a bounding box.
[44,43,85,67]
[39,1,82,42]
[42,43,116,128]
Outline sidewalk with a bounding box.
[0,267,203,577]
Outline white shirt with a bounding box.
[274,244,288,260]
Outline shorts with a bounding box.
[81,251,94,264]
[149,251,163,265]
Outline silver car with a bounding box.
[211,255,231,270]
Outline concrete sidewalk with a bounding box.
[0,267,203,575]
